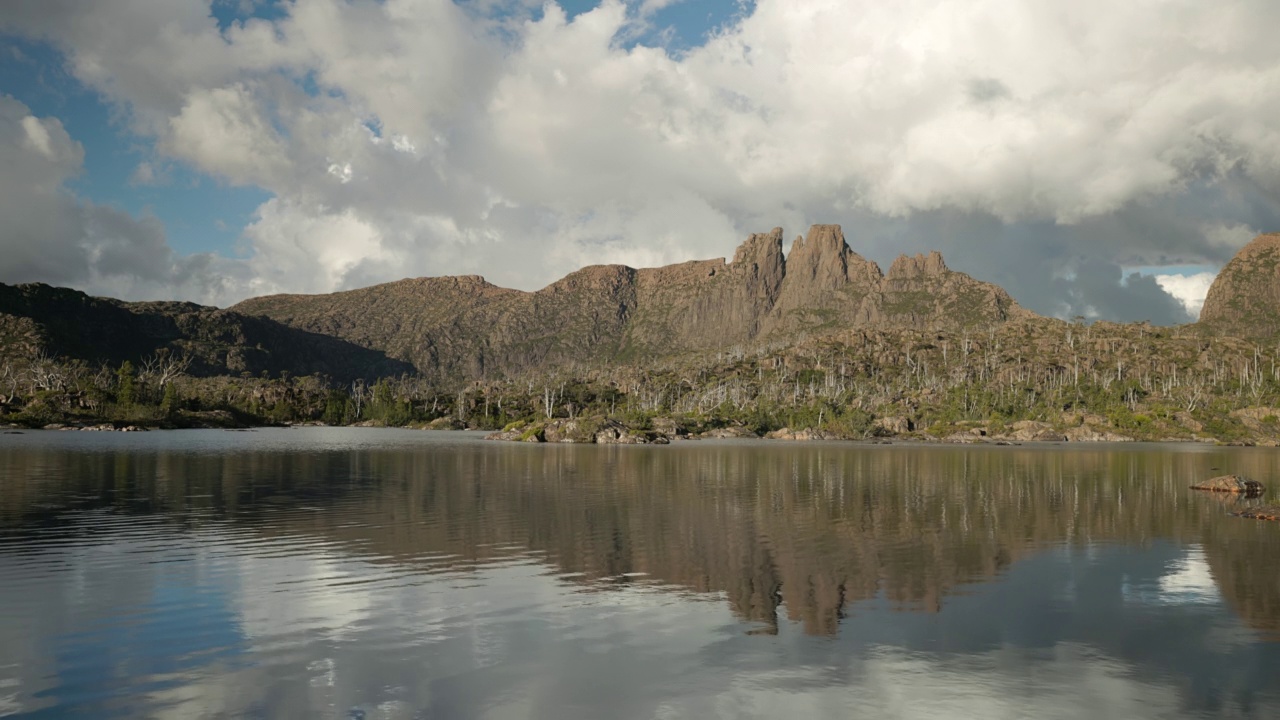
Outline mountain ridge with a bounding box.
[231,224,1031,379]
[5,225,1278,386]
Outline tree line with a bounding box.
[3,319,1279,442]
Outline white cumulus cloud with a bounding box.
[1155,271,1218,320]
[2,0,1280,317]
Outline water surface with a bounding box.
[2,429,1279,718]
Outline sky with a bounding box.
[1,0,1279,323]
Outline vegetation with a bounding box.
[4,318,1280,445]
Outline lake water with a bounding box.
[2,429,1280,719]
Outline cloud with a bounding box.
[0,95,247,303]
[1154,272,1217,320]
[3,0,1280,319]
[164,83,291,186]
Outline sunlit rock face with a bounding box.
[1200,233,1280,338]
[227,224,1028,379]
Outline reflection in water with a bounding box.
[2,429,1280,718]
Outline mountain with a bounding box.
[0,282,412,381]
[232,224,1030,379]
[1200,232,1280,338]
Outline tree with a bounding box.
[116,361,137,407]
[160,382,179,417]
[351,379,367,419]
[141,350,192,390]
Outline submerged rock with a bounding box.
[1231,506,1280,521]
[1191,475,1265,495]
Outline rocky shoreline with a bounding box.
[5,413,1277,448]
[478,415,1279,447]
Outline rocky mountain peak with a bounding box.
[732,227,785,266]
[545,264,636,294]
[1200,232,1280,337]
[886,251,949,280]
[783,224,882,289]
[786,225,844,280]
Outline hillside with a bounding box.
[0,283,412,382]
[233,224,1030,379]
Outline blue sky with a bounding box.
[1,0,1278,322]
[1,34,268,257]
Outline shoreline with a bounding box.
[4,420,1276,448]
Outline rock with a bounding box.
[543,419,594,443]
[1200,232,1280,338]
[1174,411,1204,433]
[874,416,913,435]
[1191,475,1265,495]
[1063,426,1134,442]
[1231,506,1280,521]
[1009,421,1066,442]
[42,423,65,430]
[485,421,545,442]
[1229,407,1280,431]
[650,417,686,437]
[224,223,1027,382]
[594,423,651,444]
[425,416,465,430]
[764,427,840,441]
[700,426,758,439]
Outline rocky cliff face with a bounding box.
[1200,233,1280,337]
[232,224,1030,380]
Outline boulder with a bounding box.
[1063,426,1134,442]
[542,419,597,443]
[700,426,758,439]
[650,417,687,437]
[595,423,652,444]
[1190,475,1265,495]
[1009,421,1065,442]
[764,427,840,441]
[485,421,544,442]
[874,416,913,435]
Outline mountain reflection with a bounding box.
[3,437,1279,637]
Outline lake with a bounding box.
[2,429,1279,719]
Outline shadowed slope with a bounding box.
[0,283,412,382]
